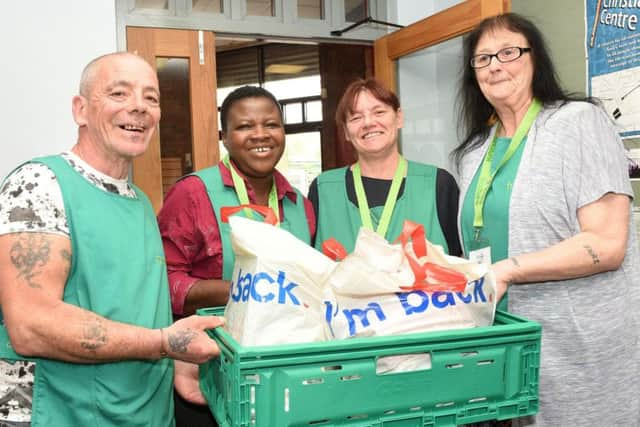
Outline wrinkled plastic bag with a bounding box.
[323,221,496,372]
[223,207,336,346]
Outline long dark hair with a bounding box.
[453,13,593,167]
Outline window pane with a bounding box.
[305,100,322,122]
[247,0,274,16]
[284,103,303,124]
[397,37,463,175]
[264,75,321,99]
[192,0,222,13]
[135,0,168,9]
[344,0,365,22]
[156,58,192,195]
[298,0,323,19]
[277,132,322,195]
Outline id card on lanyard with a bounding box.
[468,99,542,264]
[352,156,407,239]
[222,155,281,226]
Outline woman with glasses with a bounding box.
[455,13,640,426]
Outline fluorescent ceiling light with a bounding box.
[265,64,307,74]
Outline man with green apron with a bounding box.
[0,52,223,427]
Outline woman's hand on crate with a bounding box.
[162,315,225,363]
[174,360,208,405]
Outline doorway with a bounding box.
[128,27,372,211]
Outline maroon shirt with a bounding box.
[157,162,316,315]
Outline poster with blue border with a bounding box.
[586,0,640,138]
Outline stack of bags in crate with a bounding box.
[223,214,497,353]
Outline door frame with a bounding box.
[127,27,218,212]
[374,0,510,91]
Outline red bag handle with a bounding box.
[220,204,278,226]
[395,220,467,293]
[321,238,348,261]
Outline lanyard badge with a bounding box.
[472,99,542,233]
[222,156,280,226]
[353,156,407,239]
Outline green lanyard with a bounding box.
[473,99,542,235]
[222,156,280,226]
[353,156,407,239]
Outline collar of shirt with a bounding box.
[218,161,298,204]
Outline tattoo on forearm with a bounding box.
[584,245,600,264]
[510,257,520,267]
[9,234,51,289]
[168,329,196,354]
[80,318,108,351]
[61,249,71,277]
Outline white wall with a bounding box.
[0,2,117,179]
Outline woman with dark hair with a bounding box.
[455,13,640,426]
[308,78,461,255]
[158,85,316,426]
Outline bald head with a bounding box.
[79,52,153,97]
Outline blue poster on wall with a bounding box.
[585,0,640,138]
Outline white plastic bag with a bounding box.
[224,211,336,346]
[323,222,496,341]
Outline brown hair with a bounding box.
[335,78,400,138]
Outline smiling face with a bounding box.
[222,96,285,180]
[473,27,534,112]
[344,89,403,160]
[72,54,161,161]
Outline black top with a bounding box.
[308,167,462,256]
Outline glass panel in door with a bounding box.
[156,57,193,196]
[396,36,463,176]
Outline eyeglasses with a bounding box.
[470,46,531,69]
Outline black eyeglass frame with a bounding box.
[470,46,531,69]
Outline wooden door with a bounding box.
[127,28,218,212]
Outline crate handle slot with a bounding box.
[321,365,342,371]
[302,378,324,385]
[477,359,495,366]
[446,363,464,369]
[346,414,369,420]
[409,406,423,411]
[461,351,479,357]
[468,397,488,403]
[308,419,330,425]
[436,401,455,408]
[376,353,432,374]
[284,387,289,412]
[340,374,362,381]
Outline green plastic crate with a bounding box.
[198,308,540,427]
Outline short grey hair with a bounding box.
[78,52,146,97]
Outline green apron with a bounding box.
[461,137,528,311]
[314,161,448,254]
[194,165,311,280]
[0,155,174,427]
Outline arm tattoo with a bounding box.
[168,329,196,354]
[9,234,51,289]
[583,245,600,264]
[80,318,108,351]
[510,257,520,267]
[60,248,72,277]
